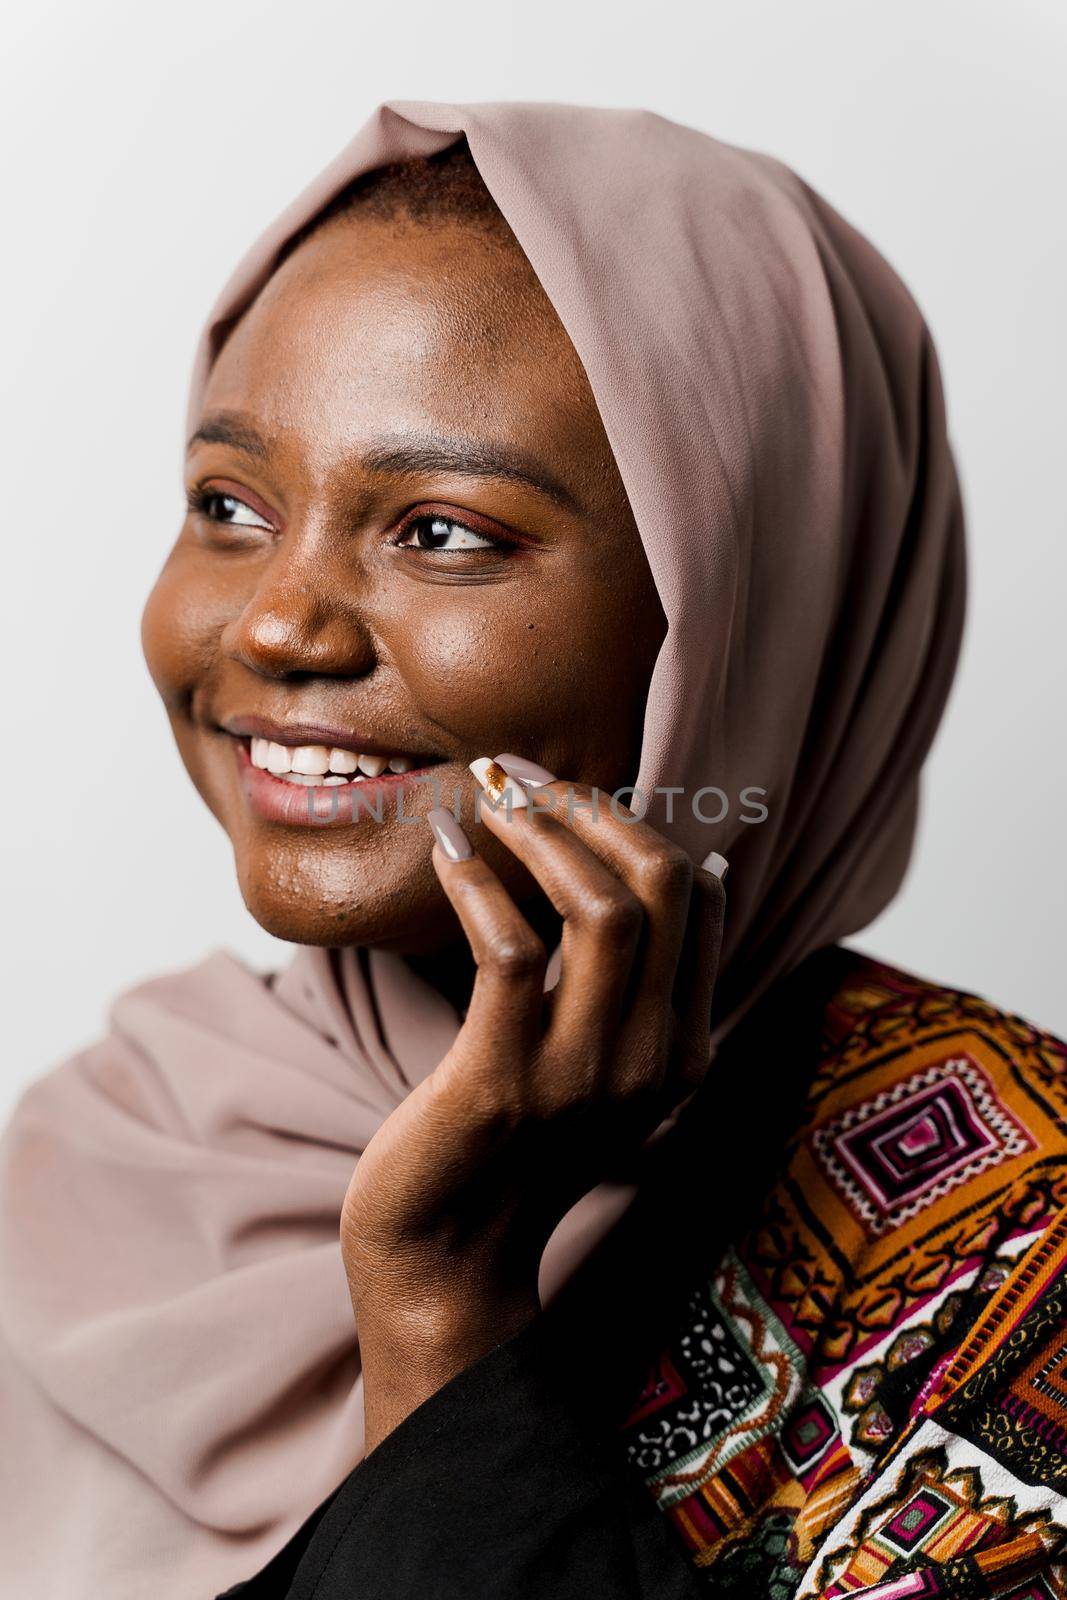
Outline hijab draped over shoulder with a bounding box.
[0,101,964,1598]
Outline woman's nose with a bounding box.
[223,557,376,681]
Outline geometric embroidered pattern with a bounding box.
[621,1277,767,1478]
[810,1056,1034,1237]
[779,1395,839,1480]
[1032,1344,1067,1411]
[877,1486,953,1553]
[621,1253,810,1508]
[802,1443,1067,1598]
[610,949,1067,1596]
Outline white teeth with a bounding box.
[248,736,418,783]
[290,744,331,775]
[279,768,367,787]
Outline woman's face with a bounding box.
[142,213,666,953]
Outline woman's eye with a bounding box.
[397,515,496,552]
[193,490,273,530]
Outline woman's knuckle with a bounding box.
[581,888,642,936]
[635,844,692,900]
[485,932,545,979]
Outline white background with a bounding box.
[2,0,1064,1118]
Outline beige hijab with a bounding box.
[0,101,964,1597]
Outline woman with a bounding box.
[1,99,1064,1600]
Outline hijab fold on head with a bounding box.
[0,100,965,1597]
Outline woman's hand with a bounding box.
[340,756,727,1452]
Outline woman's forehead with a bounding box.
[200,217,609,474]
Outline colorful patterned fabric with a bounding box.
[618,951,1067,1598]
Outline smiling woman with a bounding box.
[2,101,1066,1600]
[142,141,663,950]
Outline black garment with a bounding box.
[218,1314,705,1600]
[218,945,851,1600]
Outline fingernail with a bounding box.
[469,757,529,809]
[703,851,729,881]
[426,807,473,861]
[494,753,556,787]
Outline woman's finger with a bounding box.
[425,809,547,1066]
[670,863,727,1092]
[493,761,695,1036]
[465,771,643,1056]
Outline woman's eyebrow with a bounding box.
[187,411,269,460]
[187,412,581,514]
[358,435,582,514]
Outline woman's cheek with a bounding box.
[141,543,234,710]
[384,592,585,750]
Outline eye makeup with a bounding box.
[390,501,522,556]
[186,480,281,533]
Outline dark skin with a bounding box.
[142,212,726,1451]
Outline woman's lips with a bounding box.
[232,738,446,827]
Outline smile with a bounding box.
[228,728,445,828]
[249,737,416,787]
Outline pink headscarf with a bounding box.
[0,101,964,1597]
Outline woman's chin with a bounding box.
[232,854,452,952]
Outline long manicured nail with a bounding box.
[469,757,529,809]
[494,753,556,787]
[426,807,473,861]
[703,851,729,881]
